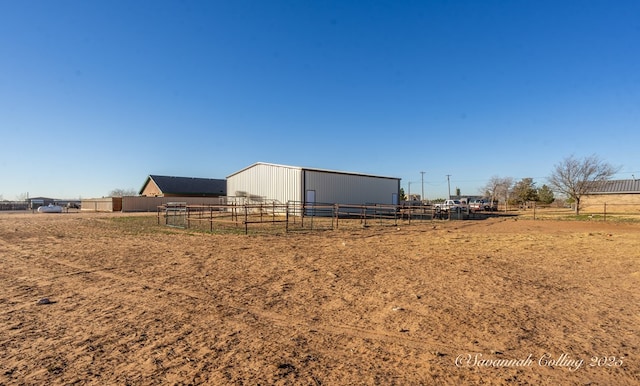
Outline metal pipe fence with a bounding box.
[157,201,640,234]
[157,201,487,234]
[0,201,29,211]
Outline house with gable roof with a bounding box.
[139,175,226,197]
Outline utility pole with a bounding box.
[420,171,425,202]
[408,181,411,199]
[446,174,451,199]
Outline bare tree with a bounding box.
[482,176,500,205]
[497,177,513,211]
[482,176,514,209]
[109,188,138,197]
[547,154,619,215]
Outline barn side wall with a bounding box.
[227,164,302,204]
[303,170,399,205]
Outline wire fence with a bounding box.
[513,203,640,221]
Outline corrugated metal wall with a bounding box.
[304,170,399,205]
[227,163,302,204]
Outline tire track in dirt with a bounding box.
[2,243,451,357]
[3,248,448,384]
[238,305,448,354]
[110,266,438,353]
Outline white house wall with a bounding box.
[303,170,399,205]
[227,163,302,204]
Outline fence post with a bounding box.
[244,204,248,234]
[362,206,367,227]
[293,201,297,224]
[394,205,398,226]
[533,202,536,220]
[604,202,607,222]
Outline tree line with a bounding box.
[483,154,619,215]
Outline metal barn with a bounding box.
[226,162,400,207]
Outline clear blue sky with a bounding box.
[1,0,639,200]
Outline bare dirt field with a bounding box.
[1,212,639,385]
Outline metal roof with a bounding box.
[587,179,640,194]
[227,162,400,180]
[141,175,227,196]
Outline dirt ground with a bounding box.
[1,212,639,385]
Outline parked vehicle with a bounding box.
[469,199,497,211]
[434,199,466,212]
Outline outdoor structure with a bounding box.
[81,197,123,212]
[139,175,226,197]
[27,197,56,209]
[122,196,226,212]
[1,201,29,211]
[581,179,640,213]
[226,162,401,207]
[80,196,226,213]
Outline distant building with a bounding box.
[226,162,400,206]
[582,179,640,212]
[139,175,227,197]
[27,197,56,209]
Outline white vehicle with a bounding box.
[470,199,497,211]
[434,199,465,212]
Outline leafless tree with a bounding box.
[547,154,619,215]
[482,176,513,209]
[109,188,138,197]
